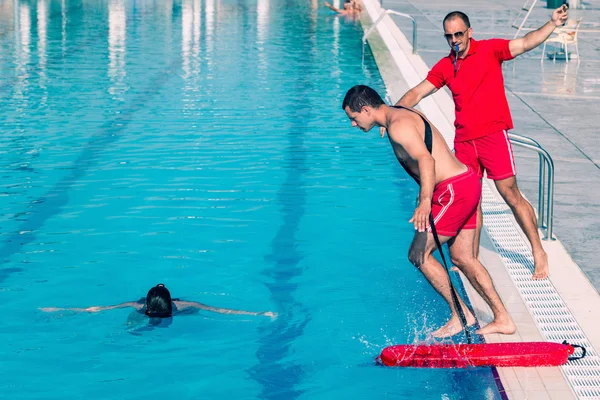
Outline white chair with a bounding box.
[541,18,582,64]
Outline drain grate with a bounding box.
[481,182,600,399]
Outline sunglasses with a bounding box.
[444,29,469,41]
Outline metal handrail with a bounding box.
[508,133,555,241]
[362,10,417,55]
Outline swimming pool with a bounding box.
[1,0,504,398]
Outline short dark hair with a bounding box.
[145,283,172,318]
[342,85,384,113]
[443,11,470,29]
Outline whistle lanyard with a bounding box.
[453,45,462,77]
[454,45,465,78]
[453,58,463,77]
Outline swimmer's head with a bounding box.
[145,283,172,318]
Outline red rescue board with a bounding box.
[378,341,583,368]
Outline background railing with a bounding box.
[362,10,417,56]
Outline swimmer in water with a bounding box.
[324,0,362,17]
[40,283,276,318]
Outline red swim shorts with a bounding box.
[454,130,517,180]
[428,168,481,237]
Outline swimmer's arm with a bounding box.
[324,1,343,13]
[39,301,143,313]
[388,120,435,232]
[174,301,276,317]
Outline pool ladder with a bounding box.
[508,134,555,240]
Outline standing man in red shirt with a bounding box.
[387,6,568,280]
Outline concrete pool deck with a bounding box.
[359,0,600,398]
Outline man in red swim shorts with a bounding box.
[386,6,569,280]
[343,85,516,337]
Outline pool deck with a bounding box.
[359,0,600,398]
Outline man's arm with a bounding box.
[174,300,276,317]
[39,301,141,313]
[509,5,568,58]
[388,119,435,232]
[380,79,438,138]
[324,1,343,13]
[395,79,438,108]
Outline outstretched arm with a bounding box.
[509,5,568,58]
[324,1,343,13]
[388,119,435,232]
[39,301,142,313]
[396,79,438,109]
[174,301,276,317]
[380,79,438,138]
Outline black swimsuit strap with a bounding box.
[391,106,433,183]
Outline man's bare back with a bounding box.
[385,106,466,184]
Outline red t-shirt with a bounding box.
[426,38,515,142]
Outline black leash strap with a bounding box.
[564,341,587,361]
[429,213,473,344]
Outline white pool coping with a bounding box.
[358,2,600,399]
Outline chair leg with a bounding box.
[565,41,569,64]
[576,41,580,63]
[541,41,547,62]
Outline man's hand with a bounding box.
[409,201,431,232]
[261,311,277,318]
[551,5,568,27]
[510,4,569,57]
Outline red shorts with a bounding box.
[454,130,517,180]
[428,168,481,237]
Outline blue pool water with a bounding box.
[1,0,504,398]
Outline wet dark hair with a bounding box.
[342,85,384,113]
[145,283,172,318]
[443,11,470,29]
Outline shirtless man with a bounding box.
[342,85,515,337]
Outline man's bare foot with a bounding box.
[475,318,516,335]
[532,250,549,280]
[432,311,476,338]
